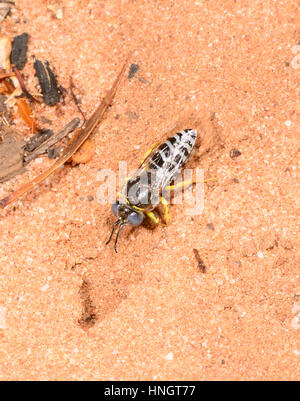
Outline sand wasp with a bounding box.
[106,129,197,252]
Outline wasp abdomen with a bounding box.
[148,129,197,181]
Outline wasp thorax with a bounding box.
[124,170,161,207]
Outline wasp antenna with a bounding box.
[114,222,127,253]
[106,219,121,246]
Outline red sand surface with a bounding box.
[0,0,299,380]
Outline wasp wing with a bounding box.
[139,129,197,191]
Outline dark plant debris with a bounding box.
[206,223,215,231]
[0,57,129,208]
[193,248,207,273]
[78,280,98,329]
[58,84,67,105]
[33,59,60,106]
[47,147,61,159]
[24,118,80,164]
[128,63,140,79]
[14,67,40,103]
[24,129,53,152]
[230,148,242,159]
[11,33,29,70]
[69,76,86,121]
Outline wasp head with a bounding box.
[106,200,144,252]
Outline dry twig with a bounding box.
[24,118,80,163]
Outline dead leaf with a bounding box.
[2,77,39,132]
[0,71,15,79]
[0,127,25,182]
[71,138,95,165]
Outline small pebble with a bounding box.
[165,352,174,361]
[128,63,140,79]
[206,223,215,231]
[41,284,49,292]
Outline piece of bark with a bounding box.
[0,127,25,182]
[11,33,29,70]
[33,59,60,106]
[24,118,80,163]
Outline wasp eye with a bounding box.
[127,211,143,226]
[112,202,119,216]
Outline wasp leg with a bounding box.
[145,210,160,226]
[140,142,159,165]
[159,196,170,225]
[119,176,130,190]
[117,191,130,204]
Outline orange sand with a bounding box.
[0,0,299,380]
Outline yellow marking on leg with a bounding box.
[145,211,160,225]
[165,180,193,191]
[117,192,130,204]
[159,196,170,224]
[119,176,130,188]
[117,176,131,204]
[132,205,145,212]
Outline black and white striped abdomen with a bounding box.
[148,129,197,170]
[148,129,197,187]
